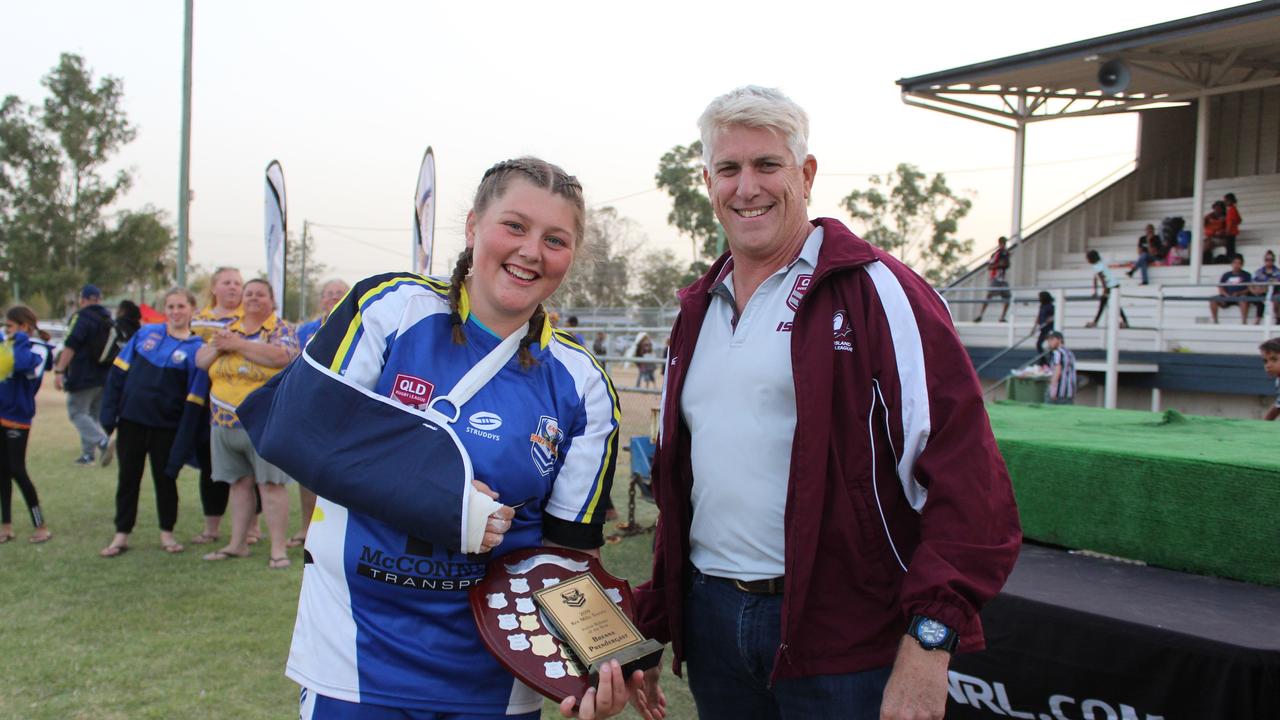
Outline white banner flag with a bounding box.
[264,160,287,311]
[413,147,436,275]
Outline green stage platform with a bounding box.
[986,402,1280,587]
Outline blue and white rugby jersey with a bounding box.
[255,273,619,713]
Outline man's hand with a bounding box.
[558,660,639,719]
[630,664,667,720]
[54,373,64,391]
[879,635,951,720]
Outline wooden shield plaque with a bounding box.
[469,547,662,703]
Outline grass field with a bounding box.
[0,367,694,719]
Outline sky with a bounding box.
[1,0,1238,291]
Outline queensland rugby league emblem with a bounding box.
[529,416,564,476]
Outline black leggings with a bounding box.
[114,419,179,533]
[0,426,43,527]
[1092,289,1130,326]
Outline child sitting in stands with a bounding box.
[1259,338,1280,421]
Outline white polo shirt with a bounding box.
[682,226,823,582]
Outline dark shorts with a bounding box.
[987,280,1011,299]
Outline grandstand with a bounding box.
[899,2,1280,417]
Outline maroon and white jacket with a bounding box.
[633,218,1021,681]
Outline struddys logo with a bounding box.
[355,534,487,592]
[832,311,853,353]
[948,670,1165,720]
[529,415,563,476]
[786,274,813,311]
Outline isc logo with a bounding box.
[391,373,434,407]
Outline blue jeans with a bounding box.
[684,571,891,720]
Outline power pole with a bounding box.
[176,0,194,286]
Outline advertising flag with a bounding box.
[413,147,436,275]
[265,160,287,311]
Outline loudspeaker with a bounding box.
[1098,60,1131,94]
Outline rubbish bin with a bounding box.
[1008,376,1049,403]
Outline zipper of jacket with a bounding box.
[870,378,909,573]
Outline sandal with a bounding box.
[268,556,292,569]
[162,542,185,554]
[286,534,306,549]
[99,544,129,558]
[203,549,250,561]
[0,533,16,544]
[29,531,52,544]
[191,531,220,545]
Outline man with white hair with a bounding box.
[632,86,1021,720]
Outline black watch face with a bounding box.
[917,618,950,647]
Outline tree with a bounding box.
[0,53,138,310]
[630,248,694,308]
[80,206,177,301]
[840,163,974,286]
[551,206,643,308]
[655,141,720,263]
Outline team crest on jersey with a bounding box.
[786,274,813,311]
[141,334,161,352]
[170,350,187,364]
[529,415,563,476]
[833,310,853,353]
[391,373,434,409]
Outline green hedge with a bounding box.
[987,402,1280,587]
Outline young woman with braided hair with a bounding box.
[239,157,657,719]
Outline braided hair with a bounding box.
[447,157,585,369]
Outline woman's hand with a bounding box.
[558,660,650,719]
[471,480,514,553]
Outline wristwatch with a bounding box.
[907,615,958,653]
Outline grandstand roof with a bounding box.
[897,1,1280,128]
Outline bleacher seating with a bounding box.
[957,174,1280,356]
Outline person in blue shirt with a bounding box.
[0,306,55,544]
[1248,250,1280,324]
[239,157,651,719]
[98,288,207,557]
[1209,254,1253,324]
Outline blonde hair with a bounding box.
[698,86,809,167]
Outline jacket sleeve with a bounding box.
[98,333,138,435]
[868,258,1022,637]
[9,333,42,374]
[163,370,208,480]
[238,273,475,550]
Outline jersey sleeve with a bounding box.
[98,332,140,434]
[238,273,481,549]
[544,338,621,549]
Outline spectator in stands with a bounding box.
[1034,291,1055,356]
[1248,250,1280,324]
[1203,200,1233,264]
[52,284,114,466]
[1084,250,1129,329]
[1045,331,1076,405]
[115,300,142,341]
[974,236,1011,323]
[1259,337,1280,421]
[1127,224,1158,284]
[1210,254,1253,324]
[0,307,55,544]
[1224,192,1242,260]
